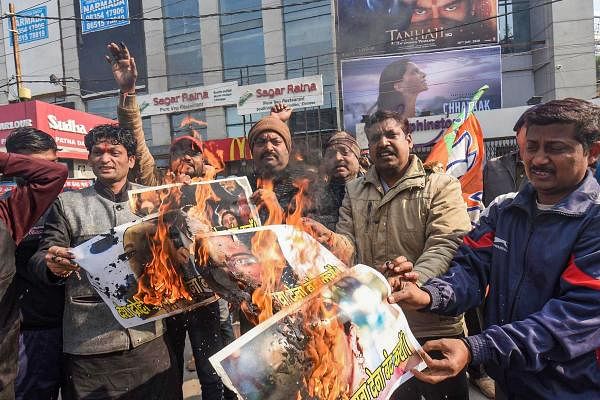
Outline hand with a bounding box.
[270,102,292,123]
[251,188,281,209]
[45,246,79,278]
[411,339,471,384]
[383,256,419,282]
[387,282,431,310]
[300,217,333,245]
[106,42,137,93]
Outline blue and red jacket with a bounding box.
[422,171,600,399]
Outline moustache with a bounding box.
[261,152,278,160]
[376,147,397,158]
[530,166,554,174]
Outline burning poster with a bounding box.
[337,0,498,58]
[70,176,263,328]
[210,264,425,400]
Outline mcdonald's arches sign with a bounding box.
[204,137,252,162]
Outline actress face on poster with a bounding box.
[377,60,428,119]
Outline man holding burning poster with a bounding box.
[108,41,237,400]
[30,124,178,399]
[303,110,472,399]
[390,98,600,399]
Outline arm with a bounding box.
[28,198,75,285]
[330,187,357,266]
[0,152,67,244]
[466,219,600,372]
[412,175,472,283]
[108,42,161,186]
[419,198,500,316]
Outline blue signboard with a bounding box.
[10,6,49,46]
[79,0,130,34]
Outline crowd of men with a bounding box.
[0,42,598,400]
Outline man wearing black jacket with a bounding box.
[5,128,65,400]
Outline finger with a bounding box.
[130,57,138,77]
[392,255,407,265]
[120,41,130,58]
[410,367,447,385]
[49,246,75,259]
[399,271,420,282]
[106,42,119,56]
[387,290,411,304]
[105,55,113,65]
[421,340,447,354]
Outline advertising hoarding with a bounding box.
[337,0,498,57]
[136,82,238,117]
[341,46,502,134]
[236,75,324,115]
[79,0,130,34]
[2,0,64,99]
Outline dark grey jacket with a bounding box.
[32,182,164,355]
[483,151,527,206]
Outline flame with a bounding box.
[300,299,349,400]
[134,187,192,305]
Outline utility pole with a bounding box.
[8,3,30,101]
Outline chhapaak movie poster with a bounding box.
[210,264,425,400]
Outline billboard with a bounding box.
[236,75,324,115]
[2,0,64,99]
[79,0,130,34]
[341,46,502,134]
[336,0,498,57]
[136,82,238,117]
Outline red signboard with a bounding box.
[203,137,252,162]
[0,101,115,160]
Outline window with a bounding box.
[498,0,531,53]
[142,117,153,146]
[225,106,262,138]
[163,0,202,89]
[86,96,118,120]
[220,0,266,84]
[170,110,208,142]
[283,0,337,133]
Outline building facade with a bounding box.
[0,0,597,163]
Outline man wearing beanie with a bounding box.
[109,42,236,400]
[314,132,362,230]
[248,103,315,217]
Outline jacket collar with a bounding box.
[94,180,132,203]
[509,170,600,217]
[364,155,426,196]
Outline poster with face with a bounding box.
[210,264,425,400]
[341,46,502,134]
[337,0,498,57]
[72,218,347,328]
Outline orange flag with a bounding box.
[425,106,486,223]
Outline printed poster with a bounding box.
[71,177,263,328]
[341,46,502,134]
[210,264,426,399]
[337,0,498,57]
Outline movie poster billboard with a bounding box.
[341,46,502,134]
[336,0,498,57]
[210,264,426,399]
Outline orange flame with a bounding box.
[301,299,349,400]
[134,187,192,305]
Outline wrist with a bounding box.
[120,88,135,95]
[458,337,473,364]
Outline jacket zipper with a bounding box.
[508,217,535,321]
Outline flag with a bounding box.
[425,86,487,223]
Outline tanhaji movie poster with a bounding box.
[337,0,498,57]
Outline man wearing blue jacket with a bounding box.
[389,98,600,399]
